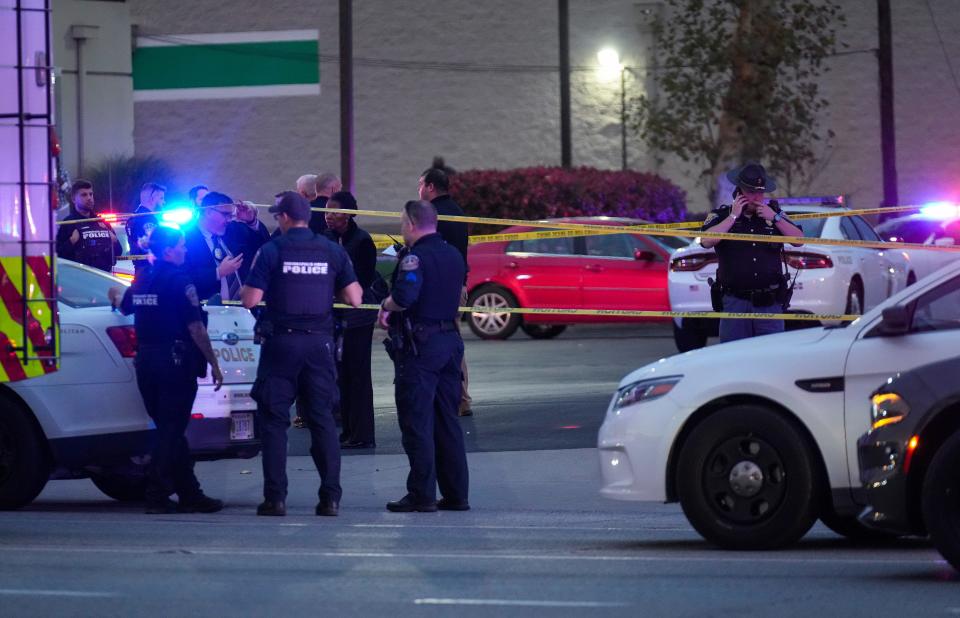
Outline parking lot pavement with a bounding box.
[10,449,957,616]
[291,323,680,455]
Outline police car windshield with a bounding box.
[790,213,826,238]
[58,260,123,308]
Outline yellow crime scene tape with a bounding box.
[98,201,947,323]
[215,300,860,323]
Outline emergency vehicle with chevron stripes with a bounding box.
[1,2,260,510]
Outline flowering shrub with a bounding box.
[449,166,687,232]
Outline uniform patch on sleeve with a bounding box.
[400,254,420,272]
[185,284,200,307]
[703,213,719,226]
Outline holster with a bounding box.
[707,278,725,312]
[254,318,274,344]
[776,274,794,311]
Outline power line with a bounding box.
[137,33,876,77]
[923,0,960,100]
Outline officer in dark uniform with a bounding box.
[56,179,123,272]
[378,200,470,513]
[240,191,362,517]
[701,162,804,343]
[112,225,225,514]
[127,182,166,276]
[417,167,473,417]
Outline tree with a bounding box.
[82,155,176,213]
[631,0,845,205]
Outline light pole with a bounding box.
[597,47,626,170]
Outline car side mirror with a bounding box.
[877,305,911,336]
[634,249,656,261]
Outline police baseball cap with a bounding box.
[270,191,312,221]
[726,162,777,193]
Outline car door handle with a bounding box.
[506,261,519,269]
[585,264,604,272]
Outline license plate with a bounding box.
[230,413,254,440]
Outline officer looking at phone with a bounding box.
[701,162,804,343]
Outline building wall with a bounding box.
[51,0,135,177]
[115,0,960,222]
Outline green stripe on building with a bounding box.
[133,39,319,91]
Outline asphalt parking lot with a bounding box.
[4,324,958,616]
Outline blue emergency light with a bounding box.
[920,201,960,219]
[160,204,197,228]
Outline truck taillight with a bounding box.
[784,252,833,269]
[671,254,718,272]
[106,326,137,358]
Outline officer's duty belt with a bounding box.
[725,285,780,306]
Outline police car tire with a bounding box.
[521,324,567,339]
[921,430,960,572]
[0,398,49,510]
[466,286,521,340]
[676,405,821,550]
[845,280,864,315]
[90,471,147,503]
[673,321,708,352]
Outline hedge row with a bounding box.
[448,166,687,231]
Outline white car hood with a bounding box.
[619,326,842,390]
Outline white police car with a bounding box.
[874,205,960,281]
[668,199,914,351]
[598,259,960,549]
[0,259,259,509]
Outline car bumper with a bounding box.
[188,384,260,460]
[597,394,682,502]
[669,268,846,319]
[856,430,914,534]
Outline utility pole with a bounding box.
[558,0,572,167]
[877,0,898,209]
[339,0,354,192]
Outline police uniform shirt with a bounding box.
[120,261,204,347]
[701,204,800,290]
[245,227,357,332]
[126,205,159,267]
[55,209,123,272]
[390,233,466,323]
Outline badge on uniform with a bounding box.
[214,247,224,260]
[400,254,420,271]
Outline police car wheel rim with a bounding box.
[471,292,513,335]
[702,435,787,525]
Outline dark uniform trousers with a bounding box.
[255,332,341,503]
[338,323,376,444]
[135,347,203,504]
[394,329,468,504]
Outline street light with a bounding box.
[597,47,627,170]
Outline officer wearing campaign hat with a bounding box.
[240,191,362,517]
[700,162,805,343]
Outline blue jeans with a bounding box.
[719,294,785,343]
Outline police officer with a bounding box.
[701,162,804,343]
[127,182,166,276]
[111,225,225,514]
[240,191,362,517]
[418,168,473,416]
[56,179,123,272]
[378,200,470,513]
